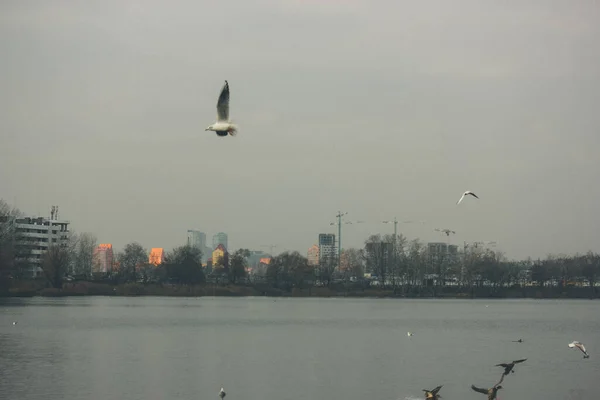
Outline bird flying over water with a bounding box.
[422,385,443,399]
[456,190,479,205]
[471,384,502,400]
[569,341,590,358]
[496,358,527,376]
[219,387,226,399]
[205,81,238,137]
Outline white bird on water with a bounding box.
[456,190,479,205]
[205,80,238,137]
[219,387,226,399]
[569,341,590,358]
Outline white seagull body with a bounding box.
[206,81,238,137]
[219,387,226,399]
[457,190,479,205]
[569,341,590,358]
[407,332,413,337]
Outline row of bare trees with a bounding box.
[257,233,600,293]
[2,198,599,293]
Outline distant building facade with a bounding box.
[187,230,206,250]
[212,244,229,270]
[92,244,113,274]
[212,232,228,250]
[188,230,212,262]
[149,248,165,266]
[307,244,319,266]
[318,234,336,264]
[12,215,70,278]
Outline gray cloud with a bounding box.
[1,0,599,259]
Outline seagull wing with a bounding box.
[576,343,588,354]
[471,385,489,395]
[494,374,505,387]
[457,193,466,205]
[513,358,527,364]
[495,363,510,367]
[216,81,230,122]
[431,385,443,395]
[468,192,480,199]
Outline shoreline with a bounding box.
[2,281,598,300]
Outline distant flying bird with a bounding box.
[205,81,238,137]
[456,191,479,205]
[434,228,456,236]
[496,358,527,376]
[422,385,443,399]
[219,387,226,399]
[407,332,413,337]
[512,339,523,343]
[471,384,503,400]
[569,341,590,358]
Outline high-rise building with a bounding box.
[92,244,113,274]
[12,214,70,277]
[212,232,228,250]
[318,234,336,264]
[187,230,207,250]
[149,248,165,266]
[307,244,319,266]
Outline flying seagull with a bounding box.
[422,385,443,399]
[407,332,413,337]
[205,81,238,137]
[569,341,590,358]
[496,358,527,376]
[219,387,226,399]
[456,191,479,205]
[512,339,523,343]
[471,384,502,400]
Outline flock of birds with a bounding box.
[204,81,482,207]
[420,340,590,399]
[203,81,591,399]
[213,339,589,399]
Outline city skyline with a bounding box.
[2,1,599,260]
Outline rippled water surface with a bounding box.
[1,297,598,400]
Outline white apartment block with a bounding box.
[14,216,70,277]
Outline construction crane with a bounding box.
[260,245,278,255]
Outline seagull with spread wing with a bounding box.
[496,358,527,376]
[422,385,443,399]
[219,387,226,399]
[456,190,479,205]
[205,80,238,137]
[471,383,503,400]
[569,341,590,358]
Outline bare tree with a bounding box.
[72,232,97,277]
[116,242,147,283]
[317,254,336,287]
[364,234,393,284]
[582,252,599,294]
[41,244,72,289]
[343,248,365,278]
[0,199,25,288]
[229,249,250,284]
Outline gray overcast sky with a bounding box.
[1,0,599,260]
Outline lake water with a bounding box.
[0,297,598,400]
